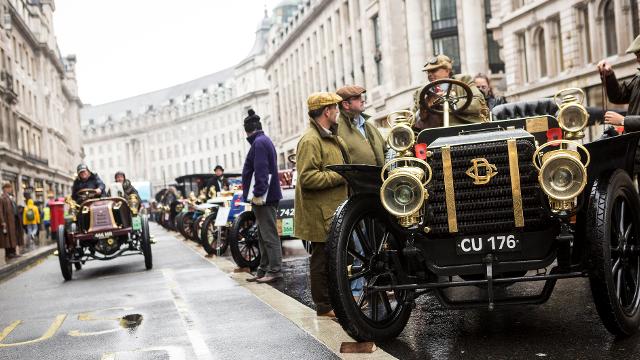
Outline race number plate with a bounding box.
[455,234,521,255]
[282,218,294,237]
[132,216,142,231]
[214,207,231,227]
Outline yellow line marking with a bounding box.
[101,353,116,360]
[0,314,67,348]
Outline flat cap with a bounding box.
[307,92,342,111]
[77,164,89,174]
[336,85,366,100]
[627,34,640,54]
[423,54,453,72]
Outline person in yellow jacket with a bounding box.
[22,198,40,248]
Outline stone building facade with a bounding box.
[0,0,82,204]
[81,15,273,196]
[264,0,504,166]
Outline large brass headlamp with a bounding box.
[380,158,432,227]
[554,88,588,139]
[128,194,141,215]
[534,140,590,213]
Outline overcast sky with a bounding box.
[54,0,282,106]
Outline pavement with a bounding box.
[0,243,56,283]
[0,222,395,359]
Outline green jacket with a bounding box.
[294,118,349,243]
[336,110,386,166]
[412,74,489,129]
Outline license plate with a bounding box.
[455,234,521,255]
[132,216,142,231]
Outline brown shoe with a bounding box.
[246,275,263,282]
[317,310,336,317]
[256,275,283,284]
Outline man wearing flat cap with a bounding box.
[412,54,489,130]
[71,164,105,203]
[241,109,284,284]
[336,85,385,166]
[294,92,349,317]
[597,34,640,132]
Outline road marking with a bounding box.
[69,307,135,337]
[0,314,67,348]
[101,346,186,360]
[162,268,216,360]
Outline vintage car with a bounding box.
[56,186,152,281]
[325,81,640,342]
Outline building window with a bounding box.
[485,0,505,73]
[431,0,460,73]
[517,32,528,83]
[576,5,592,65]
[604,0,618,56]
[535,28,547,78]
[372,14,383,86]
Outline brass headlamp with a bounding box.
[554,88,589,140]
[380,158,432,227]
[385,110,416,157]
[534,140,590,214]
[128,194,141,215]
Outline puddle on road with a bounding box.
[119,314,143,334]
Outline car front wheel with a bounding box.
[57,225,73,281]
[327,196,413,342]
[588,169,640,336]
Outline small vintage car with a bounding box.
[56,187,153,281]
[326,82,640,342]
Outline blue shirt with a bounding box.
[354,115,366,138]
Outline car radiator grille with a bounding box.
[427,139,547,235]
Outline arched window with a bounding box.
[536,28,547,78]
[604,0,618,56]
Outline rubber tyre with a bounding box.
[57,225,73,281]
[174,212,186,236]
[587,169,640,336]
[327,196,413,342]
[192,214,204,244]
[201,211,229,255]
[229,211,260,269]
[141,216,153,270]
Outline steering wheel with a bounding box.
[76,188,100,200]
[287,153,296,165]
[418,78,473,115]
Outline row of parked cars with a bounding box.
[154,171,305,269]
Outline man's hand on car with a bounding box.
[605,111,625,126]
[251,197,265,206]
[95,188,102,195]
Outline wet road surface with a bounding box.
[0,223,337,360]
[274,242,640,360]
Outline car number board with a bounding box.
[132,216,142,231]
[455,234,521,255]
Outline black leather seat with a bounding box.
[491,99,558,120]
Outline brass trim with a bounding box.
[88,200,118,232]
[465,158,498,185]
[508,139,524,227]
[441,146,458,233]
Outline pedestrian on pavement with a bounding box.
[43,198,52,239]
[242,109,284,284]
[0,183,21,259]
[22,198,40,249]
[474,73,507,110]
[294,92,349,317]
[597,34,640,131]
[335,85,385,302]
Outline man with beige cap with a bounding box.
[412,54,489,130]
[294,92,349,317]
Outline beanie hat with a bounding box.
[243,109,262,133]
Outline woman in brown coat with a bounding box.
[0,183,20,258]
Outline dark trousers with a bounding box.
[310,242,332,314]
[254,205,282,276]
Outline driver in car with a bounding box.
[71,164,106,203]
[412,54,489,130]
[113,171,139,197]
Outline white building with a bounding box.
[0,0,83,204]
[81,14,273,195]
[264,0,504,165]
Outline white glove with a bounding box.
[251,197,265,206]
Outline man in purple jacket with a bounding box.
[242,109,283,284]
